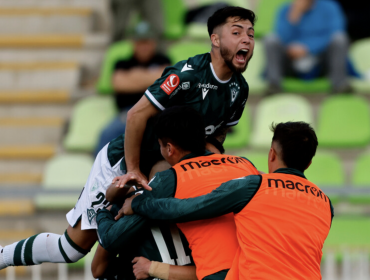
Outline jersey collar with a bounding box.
[273,168,306,179]
[209,63,232,84]
[179,151,214,163]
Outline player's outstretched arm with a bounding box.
[112,96,159,191]
[132,257,197,280]
[128,176,261,223]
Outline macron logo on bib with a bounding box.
[160,74,180,95]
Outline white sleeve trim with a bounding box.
[227,120,239,126]
[145,89,165,111]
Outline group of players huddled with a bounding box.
[0,6,333,280]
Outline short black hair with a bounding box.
[207,6,256,37]
[154,106,206,155]
[271,122,318,172]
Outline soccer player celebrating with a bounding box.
[94,106,259,280]
[0,6,255,270]
[125,122,334,280]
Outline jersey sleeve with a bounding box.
[96,169,177,253]
[145,63,194,111]
[132,175,262,223]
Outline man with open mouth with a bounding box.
[0,6,257,278]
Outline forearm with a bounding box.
[113,68,165,92]
[168,265,197,280]
[105,182,131,203]
[96,209,147,252]
[91,245,117,278]
[124,96,158,171]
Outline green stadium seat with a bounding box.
[198,0,249,5]
[186,0,250,40]
[240,151,268,173]
[348,153,370,204]
[352,153,370,186]
[349,38,370,93]
[250,94,313,148]
[254,0,291,38]
[64,96,118,152]
[167,41,211,65]
[305,151,345,187]
[186,23,209,40]
[324,216,370,250]
[35,154,94,210]
[282,77,331,94]
[162,0,187,40]
[243,40,267,94]
[224,106,251,150]
[96,41,133,94]
[305,151,344,205]
[317,95,370,148]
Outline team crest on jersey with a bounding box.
[87,209,96,224]
[90,181,99,192]
[229,82,240,105]
[160,74,180,95]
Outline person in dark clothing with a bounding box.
[95,22,171,155]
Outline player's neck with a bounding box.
[210,49,233,81]
[170,151,192,166]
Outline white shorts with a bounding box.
[66,143,125,230]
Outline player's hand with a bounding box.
[115,193,140,220]
[132,257,151,280]
[112,170,152,191]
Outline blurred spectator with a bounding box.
[110,0,164,42]
[95,22,170,155]
[335,0,370,41]
[264,0,352,94]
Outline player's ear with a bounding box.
[211,33,220,48]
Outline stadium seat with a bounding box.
[224,106,251,150]
[250,94,313,148]
[282,77,331,94]
[240,151,268,173]
[352,153,370,186]
[254,0,292,38]
[167,41,210,65]
[348,153,370,204]
[186,0,250,40]
[63,96,118,153]
[96,41,133,94]
[34,154,94,210]
[305,151,345,187]
[350,38,370,93]
[242,40,266,94]
[317,95,370,148]
[324,216,370,250]
[162,0,187,40]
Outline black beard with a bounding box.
[220,45,251,74]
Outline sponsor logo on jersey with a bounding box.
[181,63,193,72]
[197,83,218,99]
[161,74,180,95]
[229,82,240,105]
[182,81,190,90]
[87,208,96,224]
